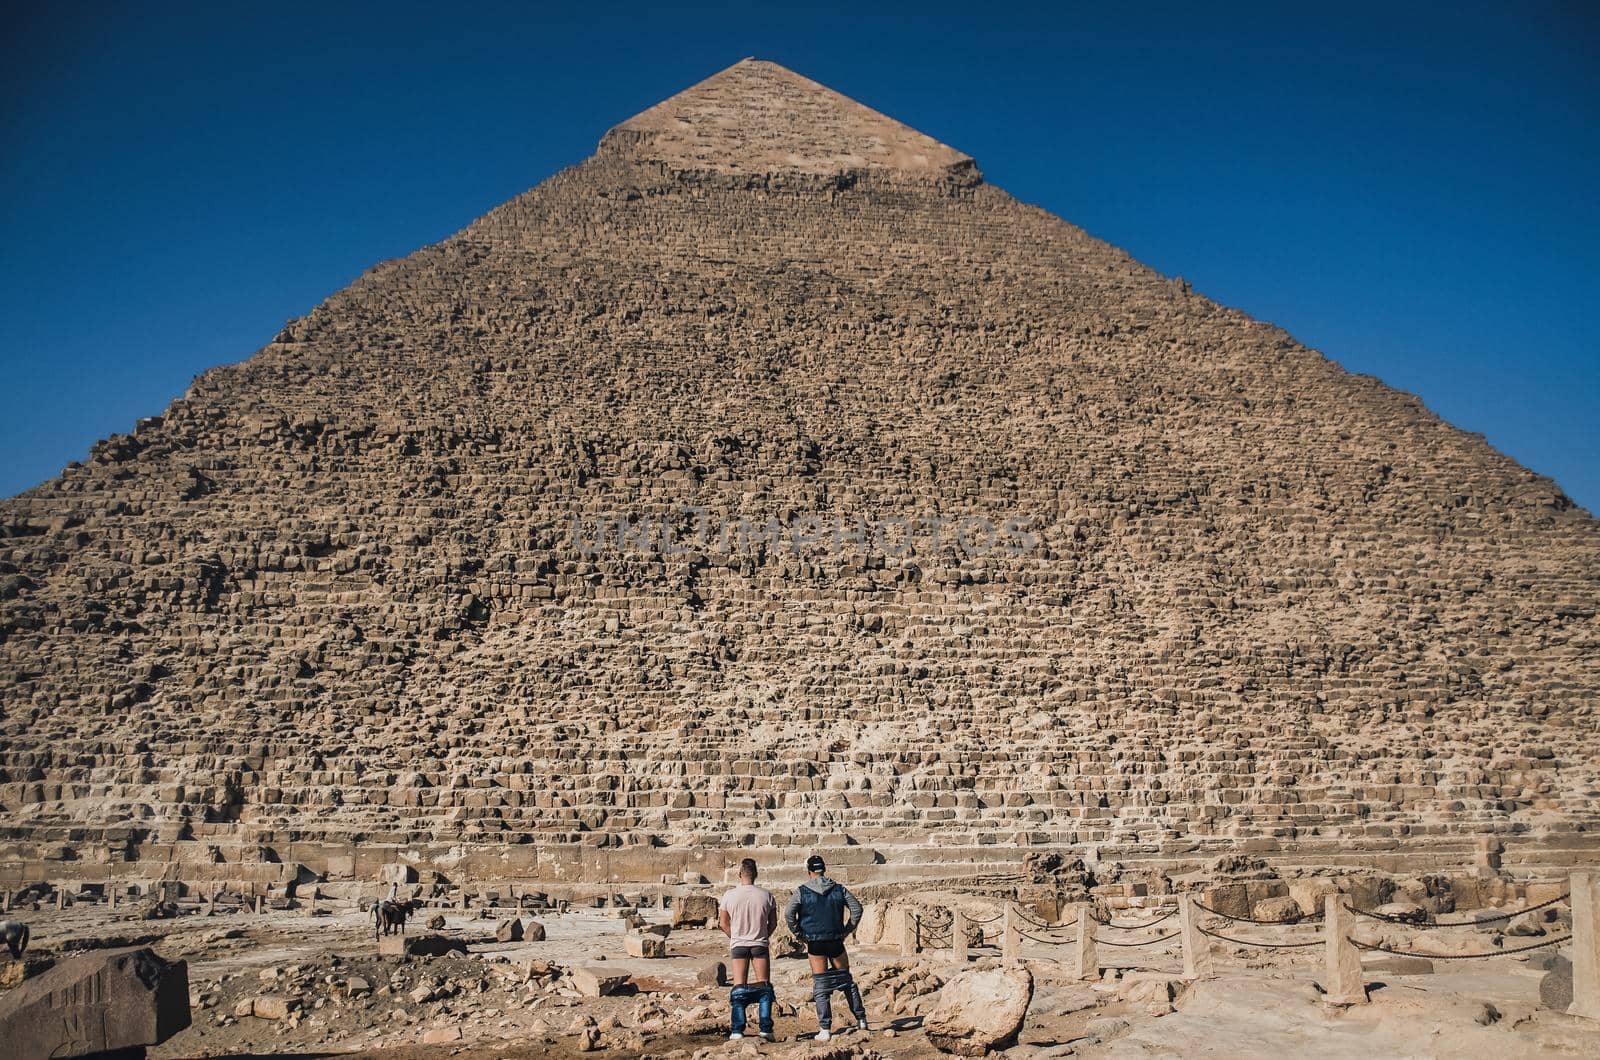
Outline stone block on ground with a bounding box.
[625,933,666,958]
[1251,896,1304,923]
[671,894,719,929]
[252,994,293,1020]
[924,964,1032,1055]
[571,966,631,998]
[0,946,189,1058]
[496,917,524,942]
[379,934,467,958]
[1288,880,1339,917]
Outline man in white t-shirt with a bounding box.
[719,857,777,1040]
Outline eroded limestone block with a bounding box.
[671,895,718,929]
[570,966,630,997]
[924,965,1032,1055]
[0,946,189,1059]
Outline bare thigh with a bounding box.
[807,951,850,975]
[751,954,770,982]
[730,955,750,985]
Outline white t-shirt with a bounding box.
[719,883,777,949]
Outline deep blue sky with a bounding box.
[3,3,1596,509]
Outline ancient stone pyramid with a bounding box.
[2,58,1597,887]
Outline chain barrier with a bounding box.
[1017,927,1079,945]
[1349,933,1571,960]
[1194,901,1322,925]
[1345,893,1568,927]
[1009,905,1052,928]
[1197,923,1323,949]
[1093,931,1181,948]
[963,911,1003,926]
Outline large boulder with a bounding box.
[1251,897,1304,923]
[924,965,1032,1056]
[0,947,189,1059]
[570,966,631,998]
[1287,879,1338,917]
[671,894,719,929]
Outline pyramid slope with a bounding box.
[1,61,1597,887]
[607,58,976,178]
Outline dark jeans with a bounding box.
[730,982,774,1036]
[811,968,865,1030]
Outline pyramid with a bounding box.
[2,59,1597,889]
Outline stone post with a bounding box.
[460,889,469,911]
[1569,872,1599,1022]
[108,886,117,910]
[1002,905,1021,966]
[254,894,264,915]
[56,886,66,911]
[1070,903,1097,981]
[952,909,968,963]
[1322,893,1367,1005]
[900,910,919,957]
[1180,893,1212,980]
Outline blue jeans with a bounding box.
[730,983,774,1036]
[812,968,866,1030]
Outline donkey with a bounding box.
[374,899,415,939]
[1,918,28,959]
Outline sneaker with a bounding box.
[816,1029,831,1041]
[728,1032,743,1041]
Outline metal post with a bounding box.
[1570,872,1599,1021]
[1180,893,1212,980]
[952,909,968,963]
[1322,893,1367,1005]
[1070,903,1097,981]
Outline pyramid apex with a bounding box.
[604,59,978,181]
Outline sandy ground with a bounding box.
[5,896,1599,1059]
